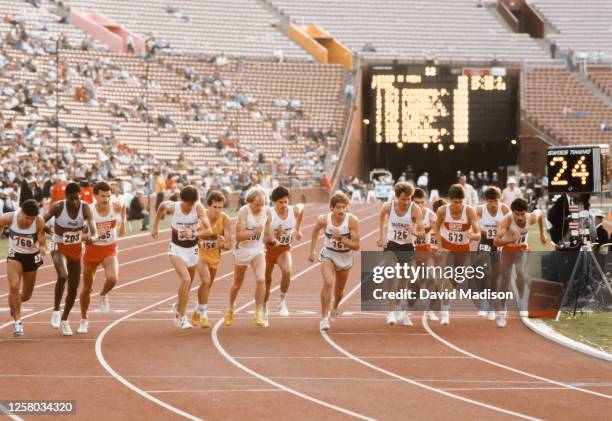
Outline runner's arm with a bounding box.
[194,204,213,238]
[411,204,425,239]
[43,201,61,223]
[264,209,278,246]
[0,213,12,234]
[222,213,232,250]
[36,215,47,254]
[308,215,326,260]
[294,203,304,241]
[83,203,99,242]
[493,216,512,247]
[467,207,481,241]
[234,207,251,242]
[151,200,173,239]
[341,215,360,251]
[378,202,390,247]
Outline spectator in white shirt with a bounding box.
[502,177,523,206]
[459,174,478,206]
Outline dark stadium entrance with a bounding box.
[366,142,518,189]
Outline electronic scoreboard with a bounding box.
[547,145,610,193]
[364,65,516,145]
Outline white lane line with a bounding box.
[92,207,374,421]
[146,389,283,394]
[211,226,380,421]
[234,356,472,360]
[423,320,612,400]
[321,284,540,419]
[0,403,23,421]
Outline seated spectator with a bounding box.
[128,191,149,231]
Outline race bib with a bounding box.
[330,238,346,250]
[178,229,194,241]
[62,231,81,244]
[98,228,113,241]
[447,232,466,243]
[14,235,34,249]
[277,234,293,245]
[478,243,492,252]
[200,240,217,250]
[393,230,410,241]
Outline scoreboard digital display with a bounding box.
[365,65,516,145]
[547,145,610,194]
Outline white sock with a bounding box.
[198,304,207,315]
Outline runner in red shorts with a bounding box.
[263,187,304,326]
[78,181,126,333]
[44,182,98,336]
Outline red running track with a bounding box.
[0,203,610,420]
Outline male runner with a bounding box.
[192,190,232,328]
[263,186,304,326]
[44,182,98,336]
[152,185,212,329]
[377,182,424,326]
[435,184,481,325]
[78,181,126,333]
[1,199,47,336]
[494,198,547,327]
[225,189,275,327]
[309,192,361,332]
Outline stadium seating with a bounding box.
[265,0,551,62]
[529,0,612,56]
[523,67,612,145]
[589,69,612,97]
[64,0,310,59]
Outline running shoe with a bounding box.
[77,319,88,334]
[178,316,192,329]
[224,309,234,326]
[319,317,330,332]
[100,295,110,314]
[279,299,289,317]
[497,311,507,328]
[487,311,496,321]
[61,320,73,336]
[426,311,439,321]
[191,306,201,327]
[13,320,24,337]
[255,310,265,327]
[440,311,450,326]
[386,311,397,325]
[50,311,61,329]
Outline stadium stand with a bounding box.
[64,0,310,59]
[523,67,612,145]
[589,69,612,98]
[530,0,612,58]
[265,0,551,62]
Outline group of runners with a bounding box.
[3,177,545,337]
[378,181,546,328]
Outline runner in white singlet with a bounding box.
[309,192,361,332]
[0,200,47,337]
[225,189,276,328]
[152,185,212,330]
